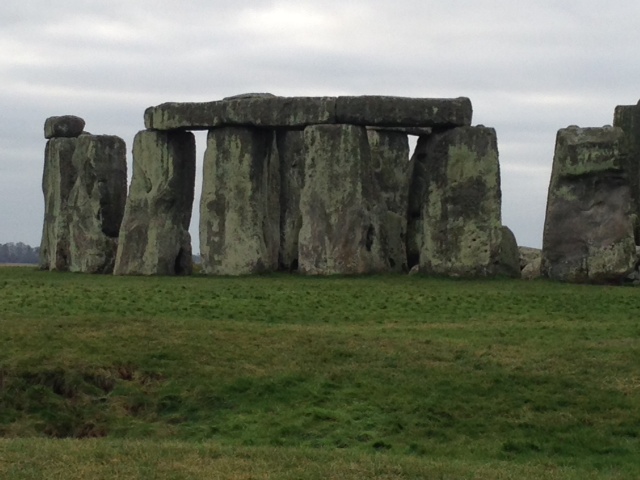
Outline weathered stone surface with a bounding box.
[495,226,521,278]
[144,96,472,130]
[519,246,541,271]
[406,135,431,268]
[367,129,411,272]
[336,96,472,127]
[298,124,390,275]
[542,126,637,283]
[418,127,504,277]
[200,127,280,275]
[276,130,306,271]
[67,135,127,273]
[114,130,196,276]
[39,138,78,270]
[145,97,336,130]
[521,256,542,280]
[44,115,85,139]
[614,101,640,240]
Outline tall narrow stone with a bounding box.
[367,129,411,272]
[542,126,636,283]
[613,101,640,240]
[277,130,306,271]
[406,135,431,268]
[39,138,78,270]
[298,124,390,275]
[418,127,505,277]
[67,135,127,273]
[200,127,280,275]
[114,130,196,276]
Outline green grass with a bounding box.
[0,267,639,478]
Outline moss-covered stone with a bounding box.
[298,124,390,275]
[367,129,411,272]
[613,101,640,241]
[277,130,306,271]
[542,126,636,283]
[114,130,196,276]
[145,97,336,130]
[39,138,78,271]
[336,96,472,128]
[200,127,280,275]
[67,135,127,274]
[406,135,431,268]
[417,127,504,277]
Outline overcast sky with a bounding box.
[2,1,639,250]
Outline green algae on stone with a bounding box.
[114,130,196,276]
[199,127,280,275]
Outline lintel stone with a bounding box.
[144,95,472,131]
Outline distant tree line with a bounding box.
[0,242,39,264]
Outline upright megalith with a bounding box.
[200,126,280,275]
[542,126,637,283]
[415,126,506,277]
[298,124,390,274]
[367,129,411,272]
[277,130,306,271]
[614,100,640,241]
[39,137,78,270]
[67,134,127,273]
[114,130,196,276]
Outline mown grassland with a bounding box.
[0,266,639,479]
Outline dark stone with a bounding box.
[44,115,85,139]
[277,130,306,271]
[336,96,472,127]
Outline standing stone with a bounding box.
[67,135,127,273]
[200,127,280,275]
[542,126,636,283]
[298,124,389,275]
[406,135,431,268]
[418,126,505,277]
[114,130,196,276]
[277,130,306,271]
[367,129,411,272]
[39,138,78,270]
[613,101,640,240]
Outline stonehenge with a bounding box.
[39,94,640,283]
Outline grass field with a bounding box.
[0,267,639,479]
